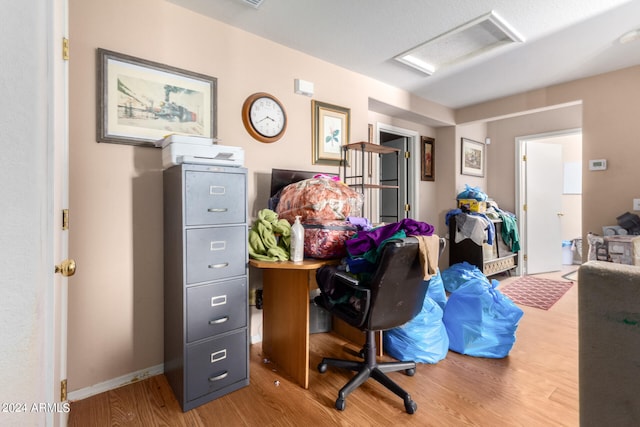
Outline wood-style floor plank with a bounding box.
[69,270,579,427]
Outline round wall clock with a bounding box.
[241,92,287,143]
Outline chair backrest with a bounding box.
[365,237,428,331]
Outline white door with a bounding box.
[49,0,71,425]
[524,141,563,274]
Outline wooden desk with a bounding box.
[249,259,338,389]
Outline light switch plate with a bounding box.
[633,199,640,211]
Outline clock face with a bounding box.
[250,96,285,138]
[242,93,287,143]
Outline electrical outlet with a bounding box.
[633,199,640,211]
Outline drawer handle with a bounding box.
[210,349,227,363]
[208,371,228,382]
[209,185,226,195]
[208,208,228,213]
[208,262,229,269]
[211,295,227,307]
[209,316,229,325]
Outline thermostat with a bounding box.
[589,159,607,171]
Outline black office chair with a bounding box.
[314,237,429,414]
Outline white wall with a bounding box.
[0,1,52,425]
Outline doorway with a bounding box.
[516,129,582,275]
[376,124,419,223]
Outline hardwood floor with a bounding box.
[69,269,579,426]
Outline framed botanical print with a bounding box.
[311,100,350,165]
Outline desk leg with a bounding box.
[262,269,311,389]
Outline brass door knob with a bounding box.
[55,259,76,277]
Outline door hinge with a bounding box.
[62,37,69,60]
[62,209,69,230]
[523,204,527,212]
[60,379,67,401]
[523,254,528,262]
[404,204,411,212]
[522,154,527,161]
[404,151,411,159]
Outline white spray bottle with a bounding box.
[291,215,304,262]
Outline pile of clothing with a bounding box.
[446,185,520,252]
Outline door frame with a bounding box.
[46,0,70,425]
[515,128,581,275]
[376,123,420,221]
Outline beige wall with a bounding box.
[68,0,451,392]
[69,0,640,394]
[462,67,640,244]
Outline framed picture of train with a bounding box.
[97,48,217,147]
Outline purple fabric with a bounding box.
[345,218,435,256]
[346,216,373,231]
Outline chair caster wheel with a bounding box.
[335,398,346,411]
[405,368,415,376]
[317,363,327,373]
[404,398,417,414]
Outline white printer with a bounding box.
[157,134,244,169]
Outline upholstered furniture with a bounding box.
[579,260,640,425]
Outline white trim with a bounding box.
[67,364,164,402]
[376,122,420,220]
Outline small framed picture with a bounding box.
[461,138,485,177]
[421,136,435,181]
[311,100,350,165]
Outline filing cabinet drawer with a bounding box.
[186,330,248,401]
[186,226,246,284]
[186,278,247,343]
[185,171,246,226]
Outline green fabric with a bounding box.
[361,230,407,264]
[248,209,292,261]
[500,214,521,252]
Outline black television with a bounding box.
[268,168,339,210]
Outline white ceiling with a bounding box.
[167,0,640,109]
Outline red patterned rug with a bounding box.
[499,276,575,310]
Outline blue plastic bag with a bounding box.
[440,262,486,293]
[457,184,488,201]
[426,269,447,310]
[442,277,523,358]
[384,271,449,364]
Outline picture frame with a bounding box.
[420,136,435,181]
[311,100,350,165]
[96,48,217,147]
[461,137,485,177]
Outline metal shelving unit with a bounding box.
[341,141,400,220]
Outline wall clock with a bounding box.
[241,92,287,143]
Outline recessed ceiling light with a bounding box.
[395,11,524,76]
[619,29,640,44]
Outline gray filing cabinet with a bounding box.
[163,163,249,411]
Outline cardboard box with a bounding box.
[604,235,640,265]
[458,198,487,213]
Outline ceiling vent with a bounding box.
[241,0,265,8]
[395,11,524,76]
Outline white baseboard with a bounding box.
[67,363,164,402]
